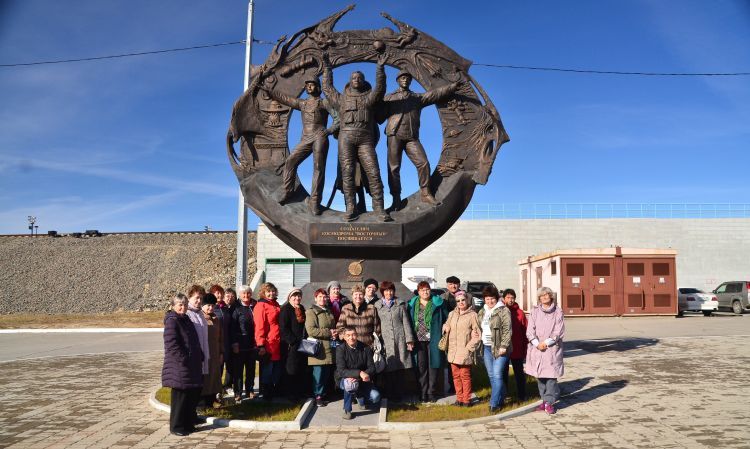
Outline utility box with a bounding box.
[518,247,677,316]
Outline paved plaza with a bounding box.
[1,315,748,448]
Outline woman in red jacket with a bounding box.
[502,288,528,401]
[254,282,282,400]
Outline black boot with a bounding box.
[388,194,403,212]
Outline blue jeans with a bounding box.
[483,345,509,408]
[311,365,332,396]
[260,360,282,386]
[339,379,380,413]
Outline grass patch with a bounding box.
[387,365,540,422]
[0,311,165,329]
[155,387,301,421]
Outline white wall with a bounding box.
[256,225,305,274]
[258,218,750,292]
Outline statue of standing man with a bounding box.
[382,71,459,210]
[322,52,392,222]
[261,78,336,215]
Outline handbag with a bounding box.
[437,331,449,352]
[372,332,386,373]
[343,378,360,392]
[298,338,321,356]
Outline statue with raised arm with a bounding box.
[382,70,460,210]
[261,78,336,215]
[322,52,391,222]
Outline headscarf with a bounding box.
[287,288,306,323]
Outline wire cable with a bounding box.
[2,39,748,76]
[473,63,750,77]
[0,39,271,68]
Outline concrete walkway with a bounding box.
[1,315,749,448]
[305,396,381,428]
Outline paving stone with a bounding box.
[2,332,750,448]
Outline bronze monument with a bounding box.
[226,5,509,298]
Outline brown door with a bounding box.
[521,269,528,311]
[622,258,676,314]
[589,259,617,315]
[535,267,543,290]
[561,258,616,315]
[561,259,587,315]
[623,259,648,314]
[649,258,677,314]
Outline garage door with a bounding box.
[265,259,310,304]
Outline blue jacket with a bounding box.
[407,295,448,369]
[161,311,204,389]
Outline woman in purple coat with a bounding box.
[162,294,204,436]
[525,286,565,415]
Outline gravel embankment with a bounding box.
[0,232,257,314]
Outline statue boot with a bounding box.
[388,194,403,212]
[420,187,440,206]
[279,190,293,205]
[308,196,322,216]
[344,200,358,222]
[373,199,393,222]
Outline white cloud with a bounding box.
[4,156,236,198]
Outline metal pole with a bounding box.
[236,0,255,290]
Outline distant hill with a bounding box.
[0,232,257,314]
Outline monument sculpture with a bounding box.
[381,70,459,210]
[261,79,336,216]
[226,5,509,298]
[322,51,391,222]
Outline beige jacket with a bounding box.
[443,308,481,366]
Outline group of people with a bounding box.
[161,276,566,435]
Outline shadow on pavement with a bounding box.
[558,379,629,410]
[564,338,659,358]
[558,376,594,396]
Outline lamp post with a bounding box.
[236,0,255,290]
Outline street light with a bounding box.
[27,216,36,235]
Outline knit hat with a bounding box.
[454,289,467,300]
[363,278,378,289]
[327,280,341,293]
[287,288,302,302]
[203,293,217,305]
[446,275,460,284]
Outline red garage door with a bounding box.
[561,258,616,315]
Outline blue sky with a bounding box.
[1,0,748,233]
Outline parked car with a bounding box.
[712,281,750,315]
[677,288,718,316]
[462,281,497,310]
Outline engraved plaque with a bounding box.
[309,223,402,247]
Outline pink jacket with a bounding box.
[524,303,565,379]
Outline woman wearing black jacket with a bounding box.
[162,294,204,436]
[279,288,309,400]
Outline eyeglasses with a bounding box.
[456,298,467,302]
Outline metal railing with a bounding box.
[460,203,750,220]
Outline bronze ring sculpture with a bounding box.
[226,5,509,288]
